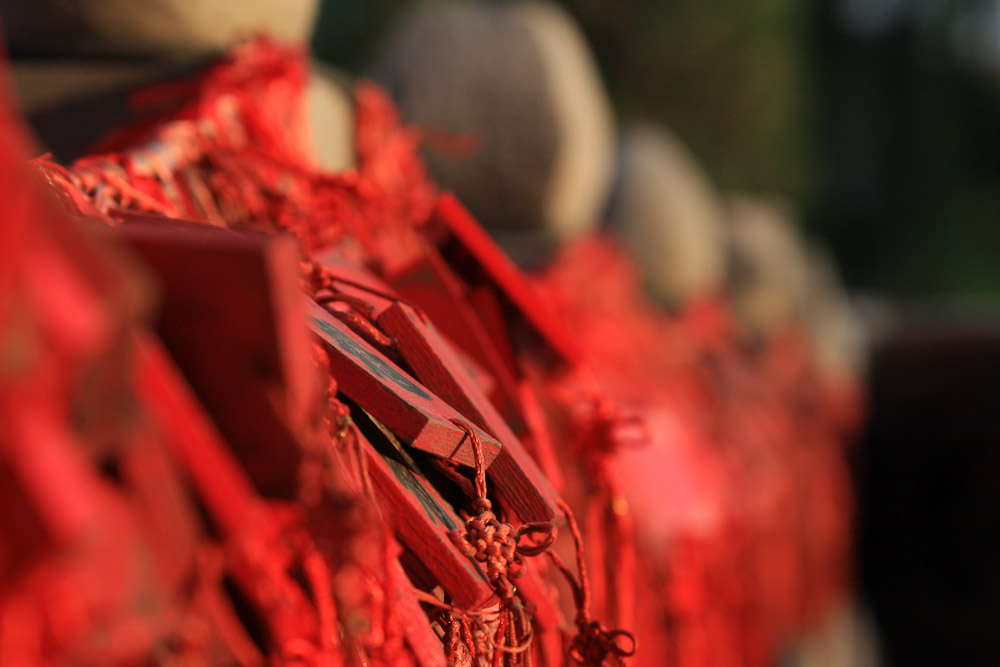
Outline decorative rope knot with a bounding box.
[450,501,519,600]
[447,421,557,604]
[568,619,636,666]
[450,504,556,602]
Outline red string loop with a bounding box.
[515,521,558,557]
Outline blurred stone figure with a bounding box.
[4,0,354,171]
[803,245,868,380]
[372,1,614,259]
[728,195,812,337]
[606,124,728,306]
[306,62,356,172]
[12,59,205,160]
[728,194,868,382]
[1,0,319,56]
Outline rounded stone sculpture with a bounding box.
[606,125,728,306]
[372,1,615,253]
[729,196,867,376]
[1,0,319,56]
[305,62,355,172]
[727,195,811,336]
[803,245,868,379]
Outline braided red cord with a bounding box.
[445,618,474,667]
[549,499,636,666]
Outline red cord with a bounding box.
[549,499,635,666]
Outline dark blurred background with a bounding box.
[312,2,1000,665]
[314,0,1000,301]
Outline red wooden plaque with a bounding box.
[388,247,528,435]
[432,193,581,366]
[115,219,318,499]
[134,336,268,536]
[348,410,496,610]
[377,302,559,522]
[136,337,322,650]
[307,300,500,468]
[388,559,450,667]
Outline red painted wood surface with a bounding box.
[349,415,496,610]
[388,559,450,667]
[433,193,580,366]
[307,300,501,468]
[312,246,400,307]
[116,219,317,498]
[378,301,559,522]
[134,336,268,536]
[135,336,322,654]
[466,285,520,380]
[316,249,500,399]
[0,456,52,584]
[389,247,528,435]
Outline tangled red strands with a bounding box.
[30,40,435,268]
[20,38,643,665]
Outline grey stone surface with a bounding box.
[372,1,614,245]
[11,59,204,160]
[782,598,883,667]
[728,194,867,376]
[803,244,869,378]
[607,125,728,305]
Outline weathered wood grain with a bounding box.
[348,409,496,611]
